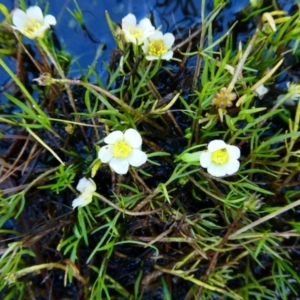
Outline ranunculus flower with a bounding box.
[200,140,240,177]
[142,30,175,61]
[11,6,56,39]
[72,177,96,209]
[276,82,300,106]
[98,128,147,175]
[121,13,155,45]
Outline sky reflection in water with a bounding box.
[0,0,254,84]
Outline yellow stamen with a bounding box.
[211,149,229,165]
[113,141,131,158]
[23,19,42,37]
[149,40,167,56]
[130,27,143,39]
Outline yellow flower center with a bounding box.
[113,141,131,158]
[23,19,42,37]
[211,148,229,165]
[129,27,143,39]
[148,40,167,56]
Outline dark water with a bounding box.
[1,0,202,80]
[0,0,256,83]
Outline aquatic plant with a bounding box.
[142,30,175,61]
[11,6,56,39]
[121,13,155,45]
[1,1,300,299]
[72,177,96,209]
[98,128,147,174]
[199,140,240,177]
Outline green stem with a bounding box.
[43,76,166,132]
[230,197,300,238]
[94,192,162,216]
[37,39,90,146]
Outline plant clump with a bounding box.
[1,1,300,299]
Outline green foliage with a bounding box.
[39,164,78,193]
[1,0,300,299]
[67,0,85,27]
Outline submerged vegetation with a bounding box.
[1,0,300,299]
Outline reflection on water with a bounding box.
[0,0,200,80]
[0,0,255,84]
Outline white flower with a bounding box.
[255,84,268,98]
[72,178,96,209]
[121,13,155,45]
[276,94,298,106]
[98,128,147,175]
[142,31,175,61]
[276,82,300,106]
[11,6,56,39]
[200,140,240,177]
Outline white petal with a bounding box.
[225,160,240,175]
[208,140,226,152]
[123,29,136,44]
[226,145,240,160]
[148,30,163,41]
[12,9,28,28]
[76,177,96,193]
[161,51,173,61]
[200,151,212,168]
[44,14,56,26]
[207,164,226,177]
[285,97,298,106]
[142,40,149,53]
[72,194,92,209]
[127,149,147,167]
[76,177,90,192]
[124,128,142,148]
[138,18,154,31]
[32,25,48,38]
[140,23,156,43]
[163,33,175,48]
[276,94,296,106]
[26,6,44,23]
[143,38,150,45]
[109,157,129,174]
[140,34,151,44]
[145,55,158,61]
[85,178,97,193]
[122,13,136,28]
[104,131,123,144]
[98,145,114,163]
[291,94,300,101]
[72,196,84,209]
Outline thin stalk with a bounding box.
[94,192,162,216]
[230,197,300,238]
[192,0,206,91]
[196,208,245,298]
[278,92,300,175]
[39,76,166,132]
[227,32,257,93]
[37,39,90,146]
[191,0,206,146]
